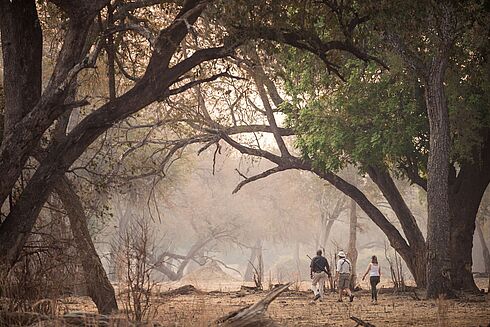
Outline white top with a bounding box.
[336,258,352,274]
[369,263,380,277]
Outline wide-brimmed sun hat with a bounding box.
[338,251,346,258]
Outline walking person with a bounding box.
[362,255,381,304]
[335,251,354,302]
[310,249,331,301]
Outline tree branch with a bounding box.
[232,166,289,194]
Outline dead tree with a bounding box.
[151,226,233,281]
[384,241,406,292]
[244,240,264,283]
[319,195,347,250]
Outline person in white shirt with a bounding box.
[362,255,381,304]
[335,251,354,302]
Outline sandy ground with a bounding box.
[57,278,490,326]
[153,290,490,327]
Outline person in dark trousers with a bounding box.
[310,249,331,301]
[362,255,381,304]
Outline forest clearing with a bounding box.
[2,278,489,326]
[1,0,490,326]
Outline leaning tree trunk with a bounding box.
[0,2,212,272]
[310,166,426,288]
[55,177,118,314]
[425,66,453,298]
[367,166,427,287]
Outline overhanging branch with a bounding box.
[232,166,289,194]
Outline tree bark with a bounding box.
[0,0,42,136]
[425,65,453,298]
[348,198,358,288]
[448,159,490,291]
[0,34,224,272]
[55,177,118,314]
[0,1,104,209]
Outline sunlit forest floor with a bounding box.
[51,278,489,326]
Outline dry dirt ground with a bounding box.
[153,289,489,326]
[58,279,490,327]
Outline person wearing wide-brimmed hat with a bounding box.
[335,250,354,302]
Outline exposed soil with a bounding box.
[152,289,489,326]
[4,279,488,326]
[53,279,490,327]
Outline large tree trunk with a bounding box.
[0,3,220,270]
[0,0,42,137]
[0,0,43,277]
[0,2,104,209]
[425,66,453,298]
[448,160,490,292]
[55,177,118,314]
[449,212,477,292]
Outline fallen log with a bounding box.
[215,283,291,327]
[240,285,261,293]
[350,316,376,327]
[160,284,203,297]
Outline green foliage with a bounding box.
[275,0,490,178]
[282,54,428,174]
[447,22,490,162]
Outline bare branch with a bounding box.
[217,132,283,165]
[247,49,291,157]
[164,71,243,99]
[232,166,289,194]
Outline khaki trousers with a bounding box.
[311,271,328,298]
